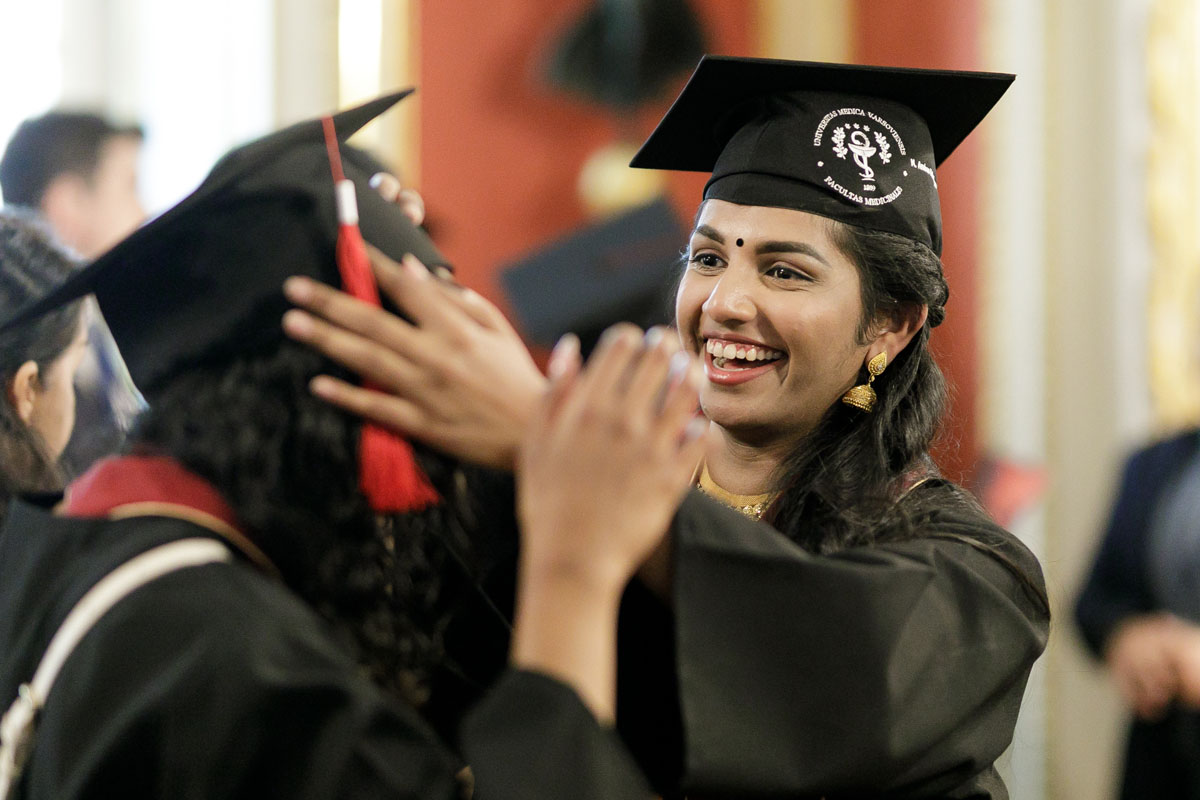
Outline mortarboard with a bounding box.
[0,91,446,512]
[0,90,445,392]
[500,198,684,353]
[630,56,1014,255]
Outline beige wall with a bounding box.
[757,0,851,61]
[1037,0,1154,798]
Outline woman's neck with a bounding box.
[704,422,798,495]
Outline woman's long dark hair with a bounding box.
[0,210,84,514]
[764,220,951,554]
[131,342,491,707]
[764,220,1049,612]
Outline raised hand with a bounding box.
[510,325,705,723]
[283,250,546,470]
[517,324,706,590]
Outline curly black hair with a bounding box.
[129,341,500,708]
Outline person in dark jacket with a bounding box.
[1077,430,1200,800]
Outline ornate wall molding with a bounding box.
[1147,0,1200,428]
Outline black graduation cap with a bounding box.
[500,198,684,353]
[631,56,1014,255]
[0,90,445,399]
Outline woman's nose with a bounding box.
[702,269,757,323]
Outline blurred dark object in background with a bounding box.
[973,454,1047,528]
[500,198,684,354]
[545,0,707,110]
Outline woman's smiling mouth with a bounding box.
[703,338,786,384]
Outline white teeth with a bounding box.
[706,339,784,364]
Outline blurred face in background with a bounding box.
[43,133,146,259]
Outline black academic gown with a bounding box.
[0,498,652,800]
[432,480,1049,799]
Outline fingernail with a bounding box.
[644,326,665,348]
[369,172,400,201]
[283,276,313,302]
[310,376,335,398]
[282,310,313,336]
[599,324,633,348]
[548,333,580,380]
[668,351,690,380]
[433,265,453,282]
[402,255,430,280]
[683,417,708,442]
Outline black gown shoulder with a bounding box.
[618,481,1048,799]
[0,500,652,800]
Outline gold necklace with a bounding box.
[695,463,775,520]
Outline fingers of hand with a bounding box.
[368,247,478,336]
[548,333,582,383]
[284,274,422,355]
[455,286,515,332]
[424,276,512,333]
[1111,635,1178,718]
[283,309,424,393]
[369,172,426,226]
[366,245,430,320]
[659,357,705,453]
[568,324,644,420]
[370,172,402,202]
[396,189,426,226]
[309,375,425,435]
[621,326,680,417]
[542,334,582,423]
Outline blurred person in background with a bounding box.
[0,111,145,259]
[0,210,87,516]
[0,111,147,475]
[1077,431,1200,799]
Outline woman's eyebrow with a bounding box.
[756,240,830,267]
[692,224,724,244]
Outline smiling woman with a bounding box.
[284,56,1050,800]
[679,202,888,454]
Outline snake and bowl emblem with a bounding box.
[813,107,911,208]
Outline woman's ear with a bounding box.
[6,361,41,426]
[867,303,928,364]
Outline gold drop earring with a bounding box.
[841,352,888,413]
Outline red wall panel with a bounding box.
[418,0,753,303]
[852,0,983,481]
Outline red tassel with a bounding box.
[335,220,378,304]
[360,423,440,512]
[321,117,441,513]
